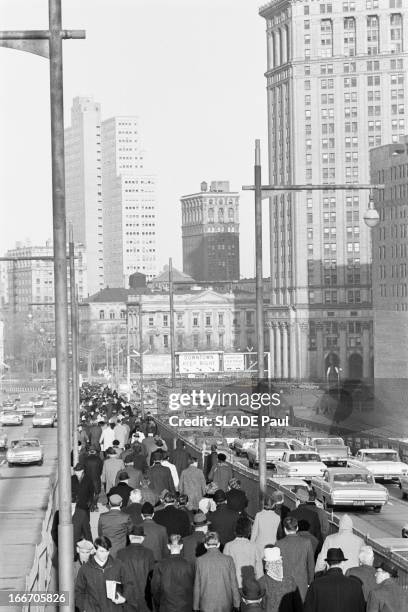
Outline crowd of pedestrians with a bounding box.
[60,383,408,612]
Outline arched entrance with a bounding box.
[325,353,340,386]
[348,353,363,380]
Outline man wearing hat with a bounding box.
[240,576,265,612]
[101,447,125,495]
[83,445,103,511]
[117,524,154,612]
[304,548,365,612]
[73,539,94,580]
[226,477,248,513]
[153,491,191,537]
[288,487,322,546]
[179,455,206,511]
[97,493,133,558]
[71,463,95,514]
[147,450,176,497]
[107,470,133,507]
[151,534,194,612]
[208,489,240,548]
[208,452,233,492]
[367,559,408,611]
[182,512,209,567]
[139,502,169,562]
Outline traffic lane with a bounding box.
[0,423,58,592]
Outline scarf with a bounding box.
[265,559,284,582]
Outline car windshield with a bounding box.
[362,452,398,462]
[11,440,40,448]
[267,441,289,449]
[36,412,51,418]
[289,453,320,462]
[315,439,344,446]
[333,473,374,484]
[3,411,16,416]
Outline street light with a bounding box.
[363,195,380,228]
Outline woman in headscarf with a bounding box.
[257,546,303,612]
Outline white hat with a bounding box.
[263,547,282,562]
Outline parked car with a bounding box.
[7,438,43,467]
[268,475,310,496]
[0,427,8,449]
[306,437,349,467]
[2,398,15,408]
[0,411,23,426]
[232,437,257,457]
[311,467,388,512]
[15,402,36,417]
[33,399,45,409]
[275,450,327,480]
[247,439,293,469]
[348,448,408,482]
[32,410,55,428]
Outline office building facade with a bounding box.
[259,0,408,380]
[181,181,240,282]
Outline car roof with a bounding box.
[325,467,370,474]
[358,448,397,453]
[11,438,41,444]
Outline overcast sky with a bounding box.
[0,0,270,277]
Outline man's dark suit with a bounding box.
[71,473,94,511]
[123,502,143,527]
[154,504,191,537]
[107,481,133,507]
[208,503,240,547]
[304,567,365,612]
[226,488,248,513]
[117,543,154,612]
[289,503,322,544]
[147,463,175,496]
[181,530,206,567]
[141,517,169,562]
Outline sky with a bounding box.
[0,0,270,277]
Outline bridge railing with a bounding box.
[154,417,408,590]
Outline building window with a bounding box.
[177,334,183,349]
[149,335,154,350]
[148,316,154,326]
[206,333,211,348]
[120,310,126,319]
[390,13,403,53]
[344,17,356,56]
[163,334,169,348]
[320,19,333,57]
[109,311,115,320]
[218,313,224,326]
[193,313,199,327]
[219,333,224,349]
[367,15,380,55]
[246,311,254,326]
[193,335,199,349]
[177,313,183,326]
[205,314,212,327]
[163,314,168,327]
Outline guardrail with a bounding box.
[153,416,408,590]
[23,476,58,612]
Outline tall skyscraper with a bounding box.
[102,117,157,286]
[65,97,104,296]
[181,181,240,282]
[65,99,157,292]
[259,0,408,381]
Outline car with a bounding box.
[32,410,55,428]
[232,437,257,457]
[306,437,349,467]
[2,398,15,408]
[400,475,408,500]
[0,411,23,426]
[0,428,8,449]
[348,448,408,482]
[15,402,36,417]
[33,399,45,408]
[275,450,327,480]
[268,475,311,496]
[247,439,294,469]
[312,467,389,512]
[6,438,44,467]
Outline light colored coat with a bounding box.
[179,465,206,510]
[223,537,263,587]
[250,509,281,556]
[101,456,125,493]
[315,514,364,573]
[193,548,241,612]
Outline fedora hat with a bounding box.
[192,512,209,526]
[325,548,348,563]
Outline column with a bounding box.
[268,323,275,378]
[316,321,324,380]
[274,323,281,379]
[267,27,274,70]
[362,322,370,379]
[281,323,289,379]
[281,26,287,64]
[289,322,297,379]
[298,322,309,380]
[339,322,347,378]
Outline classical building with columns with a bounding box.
[258,0,408,381]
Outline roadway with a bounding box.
[0,396,58,597]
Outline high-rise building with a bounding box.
[65,97,104,296]
[181,181,240,282]
[102,117,157,286]
[370,138,408,412]
[259,0,408,381]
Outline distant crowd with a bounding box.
[51,383,408,612]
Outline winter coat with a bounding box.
[97,509,133,558]
[123,502,143,527]
[140,517,169,562]
[226,488,248,513]
[171,440,190,476]
[367,577,408,612]
[193,548,241,612]
[289,504,322,545]
[208,504,240,547]
[181,530,206,567]
[151,553,194,612]
[179,465,206,510]
[147,463,175,496]
[99,426,116,452]
[153,504,191,537]
[208,462,233,491]
[223,537,263,587]
[315,515,364,573]
[83,453,103,493]
[258,573,303,612]
[346,565,377,601]
[162,459,179,490]
[71,474,94,511]
[101,456,125,493]
[250,509,281,556]
[277,533,315,601]
[87,424,102,451]
[117,543,154,612]
[74,555,136,612]
[304,567,365,612]
[107,482,133,508]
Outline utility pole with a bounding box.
[0,3,85,606]
[139,298,145,417]
[254,140,267,505]
[169,258,176,388]
[69,226,79,466]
